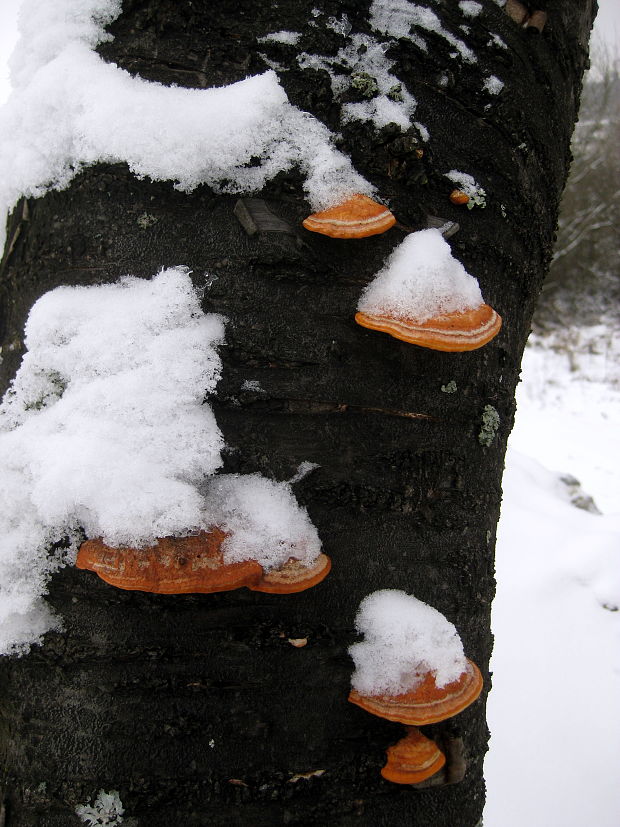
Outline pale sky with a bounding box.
[0,0,618,104]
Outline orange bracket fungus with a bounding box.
[302,194,396,239]
[348,657,483,725]
[77,536,332,596]
[76,530,263,594]
[250,553,332,594]
[381,727,446,785]
[347,590,483,785]
[355,229,501,352]
[449,189,470,206]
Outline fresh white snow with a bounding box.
[485,328,620,827]
[202,473,322,571]
[0,0,373,251]
[0,267,325,654]
[0,268,225,653]
[370,0,477,63]
[297,30,418,132]
[349,589,468,695]
[357,228,484,322]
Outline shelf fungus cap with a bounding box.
[381,727,446,785]
[250,553,331,594]
[355,303,501,352]
[302,194,396,239]
[76,530,264,594]
[355,229,501,351]
[449,189,470,206]
[349,658,483,725]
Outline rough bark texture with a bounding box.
[0,1,594,825]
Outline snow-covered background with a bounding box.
[0,2,618,825]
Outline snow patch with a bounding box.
[257,30,301,46]
[357,229,484,323]
[370,0,477,63]
[0,0,373,250]
[0,268,225,654]
[298,32,418,132]
[349,589,468,696]
[483,74,504,95]
[459,1,482,18]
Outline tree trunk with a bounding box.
[0,1,594,825]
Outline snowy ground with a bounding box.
[485,325,620,827]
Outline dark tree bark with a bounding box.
[0,1,595,825]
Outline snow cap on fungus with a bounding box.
[381,727,446,784]
[76,530,263,594]
[355,229,501,351]
[302,194,396,239]
[347,590,483,725]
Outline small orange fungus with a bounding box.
[250,553,332,594]
[76,530,264,594]
[348,658,483,726]
[449,189,470,206]
[302,194,396,239]
[381,727,446,784]
[355,303,502,352]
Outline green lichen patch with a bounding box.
[350,72,379,99]
[441,380,457,394]
[478,404,500,447]
[136,212,158,229]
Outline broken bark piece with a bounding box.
[407,735,467,788]
[234,198,295,236]
[526,11,547,33]
[425,215,459,239]
[76,530,264,594]
[250,553,331,594]
[504,0,529,24]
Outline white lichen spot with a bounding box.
[459,1,482,18]
[208,738,215,748]
[441,380,458,394]
[257,30,301,46]
[483,75,504,95]
[479,404,500,446]
[288,461,320,485]
[445,170,487,209]
[325,14,352,37]
[136,212,157,229]
[414,121,430,142]
[488,32,508,49]
[76,789,124,826]
[241,379,265,393]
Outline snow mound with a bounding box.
[349,589,467,696]
[203,473,322,571]
[357,228,484,322]
[0,268,225,654]
[0,0,372,250]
